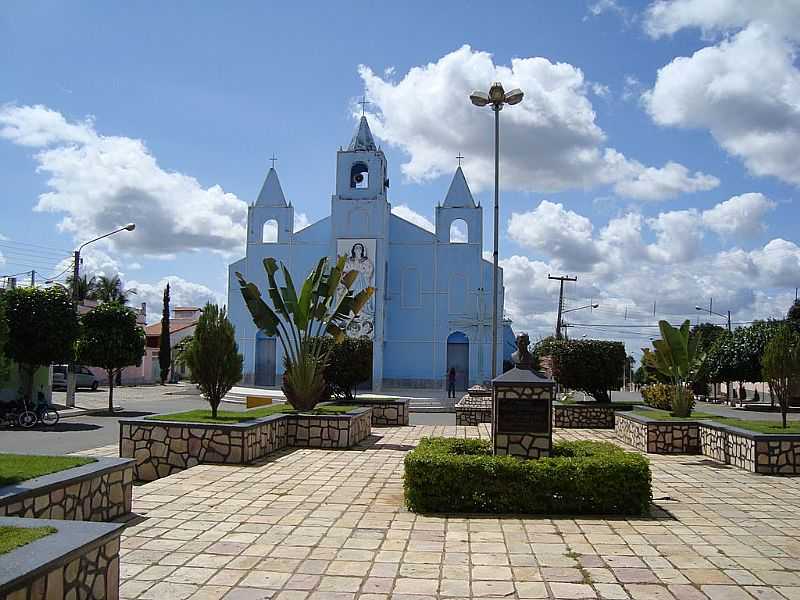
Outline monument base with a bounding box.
[494,432,551,459]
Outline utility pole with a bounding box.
[30,270,35,287]
[548,274,577,339]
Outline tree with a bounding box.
[644,320,701,417]
[0,301,11,385]
[65,274,96,302]
[181,304,243,419]
[76,303,145,413]
[312,336,372,401]
[690,323,725,397]
[236,256,373,411]
[1,287,80,401]
[534,337,626,403]
[159,283,171,384]
[89,274,136,305]
[762,324,800,428]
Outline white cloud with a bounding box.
[701,192,776,237]
[508,201,600,270]
[643,4,800,186]
[612,159,719,201]
[0,104,248,256]
[359,46,717,200]
[391,204,434,232]
[644,0,800,40]
[127,276,224,324]
[645,209,704,263]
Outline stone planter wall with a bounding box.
[616,413,800,474]
[0,458,133,523]
[121,407,373,482]
[553,403,634,429]
[456,406,492,425]
[288,410,372,448]
[356,400,408,426]
[0,517,123,600]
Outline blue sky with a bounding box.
[2,1,799,351]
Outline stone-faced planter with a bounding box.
[120,406,373,482]
[615,412,800,474]
[553,402,636,429]
[455,396,492,425]
[354,399,409,426]
[0,458,133,523]
[0,516,123,600]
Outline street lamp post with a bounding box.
[65,223,136,408]
[470,82,523,379]
[695,305,732,405]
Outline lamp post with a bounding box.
[562,303,599,315]
[470,82,523,379]
[695,305,732,405]
[65,223,136,408]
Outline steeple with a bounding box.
[348,116,378,151]
[443,166,476,208]
[255,167,288,207]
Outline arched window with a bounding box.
[262,219,278,243]
[401,267,421,307]
[350,162,369,189]
[450,219,468,243]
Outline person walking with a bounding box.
[447,367,457,399]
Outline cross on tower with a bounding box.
[456,153,464,167]
[358,95,370,116]
[269,154,277,168]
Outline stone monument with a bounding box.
[491,333,555,459]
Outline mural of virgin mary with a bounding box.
[345,242,375,316]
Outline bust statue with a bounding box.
[510,332,534,370]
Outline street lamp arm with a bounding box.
[694,306,727,320]
[562,304,599,314]
[77,223,136,253]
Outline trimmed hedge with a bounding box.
[404,438,651,515]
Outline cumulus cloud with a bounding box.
[126,276,224,324]
[701,192,776,237]
[643,3,800,186]
[359,46,717,201]
[0,104,247,256]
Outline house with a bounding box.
[143,307,202,382]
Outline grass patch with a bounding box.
[147,403,357,424]
[404,438,651,515]
[0,454,95,487]
[0,526,57,555]
[633,409,800,434]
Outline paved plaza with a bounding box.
[76,425,800,600]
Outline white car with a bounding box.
[52,365,100,391]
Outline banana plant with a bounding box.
[236,256,374,411]
[644,320,701,417]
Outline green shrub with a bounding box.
[311,336,372,400]
[404,438,651,515]
[641,383,694,414]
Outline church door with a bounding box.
[254,334,276,387]
[446,331,469,391]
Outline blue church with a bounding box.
[227,115,512,391]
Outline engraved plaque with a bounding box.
[496,397,550,434]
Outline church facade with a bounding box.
[227,116,512,391]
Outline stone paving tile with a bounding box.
[105,425,800,599]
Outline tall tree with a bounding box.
[65,274,97,302]
[159,283,171,384]
[0,301,12,384]
[76,303,145,413]
[788,299,800,327]
[90,275,136,305]
[762,324,800,428]
[1,287,79,401]
[182,304,243,418]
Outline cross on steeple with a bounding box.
[456,153,464,167]
[358,95,370,116]
[269,154,277,169]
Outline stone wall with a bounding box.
[121,407,373,482]
[0,459,133,523]
[617,413,800,475]
[357,400,408,426]
[553,404,634,429]
[455,395,492,426]
[494,433,551,459]
[0,517,123,600]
